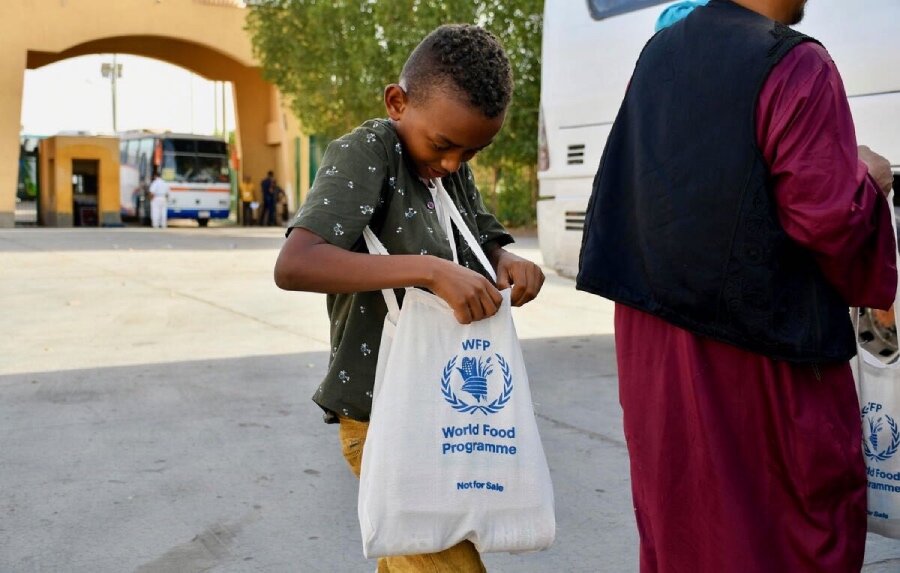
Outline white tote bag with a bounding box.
[853,190,900,539]
[357,181,556,558]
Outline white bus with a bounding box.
[119,132,232,227]
[538,0,900,277]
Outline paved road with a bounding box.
[0,227,897,572]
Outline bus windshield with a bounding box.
[160,139,230,184]
[588,0,669,20]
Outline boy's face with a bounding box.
[385,84,504,180]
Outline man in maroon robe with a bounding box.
[577,1,897,571]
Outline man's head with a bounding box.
[787,0,807,24]
[734,0,807,25]
[385,24,513,179]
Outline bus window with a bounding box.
[160,138,230,183]
[120,140,129,164]
[163,139,196,154]
[588,0,669,20]
[138,138,154,179]
[161,153,197,183]
[127,140,139,166]
[196,154,230,183]
[196,140,229,183]
[139,138,154,162]
[196,140,227,156]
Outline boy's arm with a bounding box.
[275,227,503,325]
[485,243,545,307]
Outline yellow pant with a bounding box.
[339,417,487,573]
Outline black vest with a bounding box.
[576,0,856,363]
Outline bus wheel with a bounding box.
[197,218,209,227]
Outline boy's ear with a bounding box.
[384,84,408,120]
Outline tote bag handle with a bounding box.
[433,177,497,283]
[362,226,402,325]
[857,188,900,369]
[363,177,498,318]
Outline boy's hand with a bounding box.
[490,247,545,306]
[426,258,503,325]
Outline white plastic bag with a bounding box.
[357,181,556,558]
[853,190,900,539]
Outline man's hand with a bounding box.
[489,247,545,307]
[426,258,503,325]
[859,145,894,195]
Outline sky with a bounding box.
[20,54,236,137]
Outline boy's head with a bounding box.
[385,24,513,180]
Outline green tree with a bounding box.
[247,0,543,225]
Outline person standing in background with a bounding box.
[260,170,276,226]
[148,169,171,229]
[239,174,255,226]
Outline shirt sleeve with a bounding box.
[288,128,388,250]
[460,163,514,248]
[756,42,897,309]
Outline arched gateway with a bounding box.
[0,0,309,227]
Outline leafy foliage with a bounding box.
[247,0,543,225]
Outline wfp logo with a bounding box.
[441,338,513,415]
[862,402,900,463]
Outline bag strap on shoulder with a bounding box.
[363,176,498,321]
[434,178,497,283]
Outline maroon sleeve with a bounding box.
[756,43,896,309]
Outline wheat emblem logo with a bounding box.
[441,354,513,415]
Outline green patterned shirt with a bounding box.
[288,119,513,422]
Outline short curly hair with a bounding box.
[400,24,513,119]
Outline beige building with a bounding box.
[0,0,309,227]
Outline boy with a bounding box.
[274,24,545,571]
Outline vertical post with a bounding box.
[189,74,195,133]
[294,135,300,209]
[111,54,118,133]
[213,81,219,136]
[0,50,26,227]
[221,81,227,138]
[308,134,320,187]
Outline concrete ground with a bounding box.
[1,227,898,572]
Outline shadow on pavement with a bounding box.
[2,334,896,572]
[0,228,286,253]
[0,335,629,573]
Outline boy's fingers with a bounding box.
[496,266,511,290]
[475,290,495,320]
[455,306,473,325]
[527,265,545,299]
[510,265,543,306]
[469,297,487,322]
[511,280,528,306]
[489,283,503,308]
